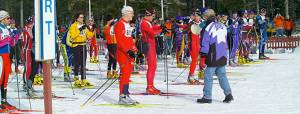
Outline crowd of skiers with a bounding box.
[0,5,297,108]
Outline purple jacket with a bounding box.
[201,21,228,67]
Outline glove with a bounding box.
[79,25,87,31]
[127,50,136,59]
[200,52,207,57]
[160,25,169,34]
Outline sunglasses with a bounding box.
[5,17,11,20]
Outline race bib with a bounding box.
[110,26,115,35]
[0,26,10,40]
[124,23,132,37]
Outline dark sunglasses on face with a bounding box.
[5,17,11,20]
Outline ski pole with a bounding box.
[171,64,190,82]
[80,78,112,107]
[90,77,118,103]
[15,39,21,109]
[67,72,75,95]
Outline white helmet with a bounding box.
[121,6,134,15]
[0,10,9,21]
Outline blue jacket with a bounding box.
[0,23,11,54]
[256,15,268,30]
[200,20,228,67]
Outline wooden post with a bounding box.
[43,60,52,114]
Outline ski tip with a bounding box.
[89,100,95,104]
[80,104,85,108]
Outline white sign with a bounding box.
[35,0,56,61]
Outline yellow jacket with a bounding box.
[68,21,93,47]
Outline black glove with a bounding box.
[200,52,207,57]
[127,50,136,59]
[79,25,87,31]
[160,25,169,34]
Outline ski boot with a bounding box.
[198,71,205,80]
[196,97,212,104]
[0,105,9,112]
[107,71,114,79]
[25,80,37,97]
[177,63,187,68]
[33,74,43,85]
[1,101,16,110]
[73,76,83,88]
[146,86,161,95]
[187,76,201,85]
[259,53,269,60]
[112,70,119,78]
[223,94,234,103]
[90,57,94,63]
[93,58,99,63]
[1,88,17,110]
[64,73,74,82]
[238,57,246,64]
[118,94,139,105]
[82,79,94,87]
[229,60,238,67]
[245,57,253,63]
[262,54,270,59]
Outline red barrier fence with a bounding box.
[266,36,300,49]
[247,35,300,50]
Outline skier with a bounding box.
[69,12,94,87]
[115,6,139,105]
[256,8,269,59]
[273,13,284,37]
[87,17,98,63]
[164,18,173,55]
[187,9,203,85]
[140,8,163,95]
[103,15,118,79]
[174,17,188,68]
[240,10,254,63]
[284,16,294,37]
[22,16,39,96]
[0,10,17,110]
[228,11,243,66]
[8,19,21,74]
[61,25,74,82]
[197,9,233,103]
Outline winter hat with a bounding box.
[192,9,201,16]
[121,6,134,15]
[25,16,34,25]
[260,8,266,13]
[145,8,156,16]
[105,15,113,22]
[0,10,10,21]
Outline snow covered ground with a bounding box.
[6,47,300,114]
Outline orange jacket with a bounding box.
[273,16,284,28]
[104,25,117,44]
[164,21,172,37]
[284,19,294,30]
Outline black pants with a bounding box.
[285,30,292,37]
[107,44,117,71]
[56,42,60,64]
[10,40,22,67]
[227,32,233,58]
[72,45,87,80]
